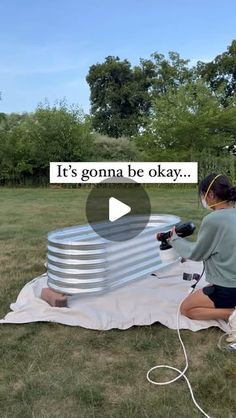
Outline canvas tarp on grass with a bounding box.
[0,259,230,333]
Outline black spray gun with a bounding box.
[156,221,202,283]
[156,221,196,250]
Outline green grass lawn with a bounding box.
[0,187,235,418]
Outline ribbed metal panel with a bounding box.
[47,214,181,295]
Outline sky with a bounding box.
[1,0,236,114]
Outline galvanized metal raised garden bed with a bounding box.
[47,214,181,295]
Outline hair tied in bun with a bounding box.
[229,186,236,202]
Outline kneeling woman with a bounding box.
[168,173,236,321]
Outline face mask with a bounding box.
[201,196,210,210]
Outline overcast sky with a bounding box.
[1,0,236,114]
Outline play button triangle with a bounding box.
[109,197,131,222]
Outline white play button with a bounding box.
[109,197,131,222]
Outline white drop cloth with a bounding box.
[0,260,230,333]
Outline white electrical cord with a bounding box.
[146,286,212,418]
[217,332,231,351]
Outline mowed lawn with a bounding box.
[0,187,235,418]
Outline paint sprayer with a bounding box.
[156,221,201,282]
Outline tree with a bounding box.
[136,80,236,161]
[86,56,155,137]
[89,134,140,161]
[151,51,193,95]
[86,52,193,138]
[0,92,6,123]
[198,40,236,103]
[0,101,93,184]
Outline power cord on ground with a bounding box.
[146,262,212,418]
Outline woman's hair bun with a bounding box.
[228,186,236,202]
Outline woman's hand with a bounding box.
[168,226,176,240]
[156,226,176,241]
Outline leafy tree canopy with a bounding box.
[198,40,236,103]
[86,56,156,137]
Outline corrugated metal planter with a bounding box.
[47,214,181,295]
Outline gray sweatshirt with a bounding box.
[169,207,236,287]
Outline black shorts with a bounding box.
[202,284,236,309]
